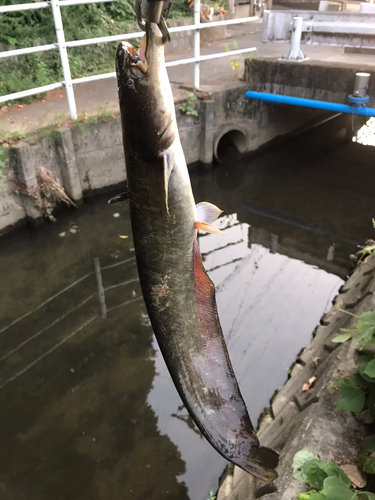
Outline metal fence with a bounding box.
[0,0,258,119]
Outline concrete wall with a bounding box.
[0,59,366,234]
[245,58,375,105]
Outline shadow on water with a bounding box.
[1,115,375,499]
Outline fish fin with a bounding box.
[241,445,279,482]
[195,221,224,234]
[163,154,173,215]
[108,186,129,205]
[195,202,223,224]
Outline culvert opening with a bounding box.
[215,130,248,163]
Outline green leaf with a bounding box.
[356,493,375,500]
[292,449,317,483]
[363,454,375,474]
[358,435,375,472]
[363,359,375,379]
[367,389,375,420]
[356,355,374,370]
[304,460,350,490]
[304,461,329,489]
[357,312,375,326]
[356,326,375,349]
[358,434,375,455]
[337,386,365,413]
[298,491,326,500]
[321,476,353,500]
[332,378,356,390]
[332,333,352,343]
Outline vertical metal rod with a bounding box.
[289,16,303,57]
[51,0,77,120]
[281,15,307,61]
[94,257,107,319]
[194,0,201,89]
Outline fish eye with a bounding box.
[126,77,135,88]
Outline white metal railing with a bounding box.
[0,0,257,119]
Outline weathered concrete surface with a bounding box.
[216,255,375,500]
[245,58,375,107]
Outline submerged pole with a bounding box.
[245,91,375,117]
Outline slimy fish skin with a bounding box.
[115,23,279,482]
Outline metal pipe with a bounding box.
[0,44,56,60]
[0,82,63,104]
[245,91,375,117]
[194,0,201,89]
[353,72,370,98]
[0,1,49,13]
[166,47,256,66]
[51,0,77,120]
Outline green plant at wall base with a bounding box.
[178,92,198,116]
[359,242,375,260]
[330,309,375,416]
[332,310,375,350]
[206,490,216,500]
[292,449,375,500]
[224,40,243,77]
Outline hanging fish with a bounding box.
[115,23,279,481]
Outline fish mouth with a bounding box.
[117,40,148,75]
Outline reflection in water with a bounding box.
[1,124,374,499]
[0,203,189,500]
[355,117,375,146]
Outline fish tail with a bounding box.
[242,445,279,482]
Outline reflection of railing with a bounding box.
[0,0,257,118]
[0,256,140,390]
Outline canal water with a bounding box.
[1,120,374,500]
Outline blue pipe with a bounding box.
[245,91,375,117]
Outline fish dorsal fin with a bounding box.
[195,202,223,233]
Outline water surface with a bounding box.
[1,123,374,499]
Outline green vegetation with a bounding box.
[292,449,375,500]
[0,0,188,105]
[224,39,248,78]
[178,92,198,116]
[329,309,375,417]
[206,491,216,500]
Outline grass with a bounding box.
[0,106,116,146]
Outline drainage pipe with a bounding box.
[245,91,375,117]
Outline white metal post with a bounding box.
[281,16,308,62]
[194,0,201,89]
[51,0,77,119]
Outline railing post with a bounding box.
[194,0,201,89]
[281,16,308,62]
[50,0,77,119]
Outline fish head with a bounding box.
[116,24,176,162]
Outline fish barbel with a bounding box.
[116,23,278,481]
